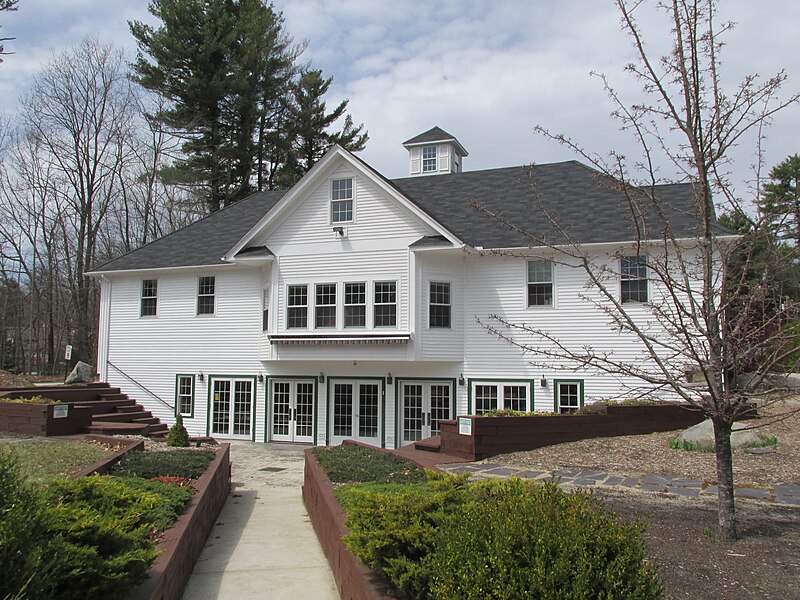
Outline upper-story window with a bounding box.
[344,282,366,328]
[315,283,337,328]
[197,276,215,315]
[422,146,437,172]
[621,255,648,303]
[527,260,553,307]
[140,279,158,317]
[374,281,397,327]
[262,286,270,332]
[331,178,353,223]
[429,281,451,328]
[287,284,308,328]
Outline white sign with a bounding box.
[64,345,73,360]
[53,404,69,419]
[458,417,473,436]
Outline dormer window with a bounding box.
[422,146,437,173]
[331,178,353,223]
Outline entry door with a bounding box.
[330,380,381,446]
[210,378,254,439]
[271,379,315,443]
[401,381,452,445]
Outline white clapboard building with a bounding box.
[90,127,722,448]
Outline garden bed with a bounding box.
[0,400,92,436]
[440,403,705,460]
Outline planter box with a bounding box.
[0,401,92,436]
[130,444,231,600]
[303,448,393,600]
[440,404,705,461]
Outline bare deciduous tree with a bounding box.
[475,0,799,540]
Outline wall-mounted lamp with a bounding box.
[318,372,325,383]
[333,226,344,236]
[540,376,548,388]
[258,373,264,383]
[198,371,204,382]
[386,373,393,385]
[458,373,465,386]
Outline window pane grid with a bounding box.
[177,375,193,415]
[197,276,215,315]
[430,385,451,435]
[429,282,451,328]
[403,384,423,442]
[344,282,366,328]
[295,383,314,437]
[527,261,553,307]
[475,385,498,415]
[315,283,336,328]
[359,384,379,438]
[211,381,230,435]
[558,383,580,414]
[331,178,353,223]
[232,381,252,436]
[141,279,157,317]
[287,284,308,328]
[273,382,290,436]
[503,385,527,412]
[422,146,436,172]
[374,281,397,327]
[333,384,353,436]
[621,256,648,303]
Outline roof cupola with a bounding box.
[402,126,468,176]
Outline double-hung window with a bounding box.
[197,276,215,315]
[621,255,648,303]
[527,260,553,307]
[422,146,437,173]
[374,281,397,327]
[140,279,157,317]
[287,284,308,329]
[262,287,270,332]
[473,382,531,415]
[555,380,583,413]
[344,282,366,328]
[429,282,451,328]
[315,283,337,328]
[331,178,353,223]
[175,374,195,417]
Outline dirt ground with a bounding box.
[0,370,35,388]
[492,403,800,599]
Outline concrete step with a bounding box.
[93,410,152,423]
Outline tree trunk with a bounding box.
[712,416,738,540]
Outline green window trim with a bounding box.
[175,374,196,418]
[553,379,585,413]
[466,378,535,415]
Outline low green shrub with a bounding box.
[482,409,557,417]
[0,395,59,404]
[166,414,190,447]
[668,436,712,452]
[312,445,425,484]
[750,434,778,448]
[343,475,663,599]
[110,448,215,479]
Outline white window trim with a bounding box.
[422,145,437,173]
[314,282,337,329]
[470,380,533,415]
[428,280,452,329]
[525,259,556,309]
[620,255,649,304]
[286,283,310,330]
[343,280,367,329]
[330,175,355,225]
[196,276,216,316]
[373,280,398,329]
[176,374,195,417]
[140,278,158,318]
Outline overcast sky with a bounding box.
[1,0,798,201]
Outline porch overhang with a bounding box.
[268,333,412,345]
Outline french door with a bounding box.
[400,381,453,445]
[330,380,381,446]
[210,377,254,439]
[271,379,315,443]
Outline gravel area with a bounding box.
[493,401,800,486]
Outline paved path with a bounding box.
[182,442,339,600]
[437,462,800,506]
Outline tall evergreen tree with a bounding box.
[276,69,368,188]
[759,154,800,243]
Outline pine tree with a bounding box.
[759,154,800,243]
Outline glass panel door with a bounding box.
[295,382,314,442]
[358,383,379,440]
[400,381,453,446]
[333,383,353,439]
[211,378,253,439]
[233,380,252,436]
[211,380,231,436]
[271,380,315,443]
[402,383,424,442]
[429,384,451,435]
[330,379,382,446]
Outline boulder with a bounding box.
[65,361,95,384]
[675,419,761,451]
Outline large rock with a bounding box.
[65,361,95,384]
[675,419,761,451]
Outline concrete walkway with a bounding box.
[436,461,800,506]
[182,442,339,600]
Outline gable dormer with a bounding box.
[403,126,468,176]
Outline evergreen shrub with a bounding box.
[166,414,190,447]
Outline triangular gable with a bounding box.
[223,145,465,261]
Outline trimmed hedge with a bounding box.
[312,445,425,484]
[110,449,215,479]
[342,475,663,599]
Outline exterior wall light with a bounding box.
[540,377,548,387]
[386,373,393,385]
[318,372,325,383]
[458,373,465,386]
[198,371,204,382]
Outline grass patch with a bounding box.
[109,449,215,479]
[668,437,713,452]
[312,445,425,484]
[0,440,116,485]
[750,434,778,448]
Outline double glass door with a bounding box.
[400,381,452,445]
[330,380,381,446]
[210,378,254,439]
[271,379,315,443]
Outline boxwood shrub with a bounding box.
[344,475,663,599]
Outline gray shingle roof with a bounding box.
[90,159,729,273]
[402,126,459,146]
[91,190,284,272]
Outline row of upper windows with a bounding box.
[285,281,398,330]
[526,256,649,307]
[140,276,215,318]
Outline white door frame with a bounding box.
[398,379,454,446]
[208,376,256,440]
[269,378,316,443]
[328,378,384,447]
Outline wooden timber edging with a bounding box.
[130,444,231,600]
[303,447,394,600]
[71,435,145,477]
[0,401,93,436]
[439,404,706,461]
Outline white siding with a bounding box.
[418,252,465,361]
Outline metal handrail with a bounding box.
[107,361,174,411]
